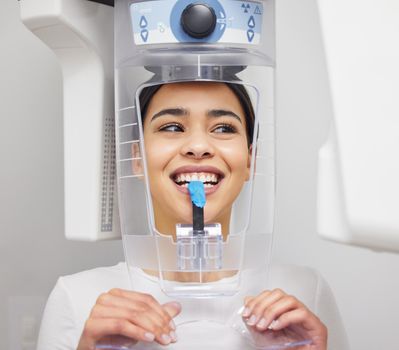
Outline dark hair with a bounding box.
[139,82,255,147]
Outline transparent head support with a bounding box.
[117,77,275,296]
[111,1,312,348]
[116,74,310,350]
[115,0,276,298]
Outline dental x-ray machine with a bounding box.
[18,0,399,255]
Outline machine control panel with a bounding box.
[130,0,264,45]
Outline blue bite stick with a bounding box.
[188,181,206,234]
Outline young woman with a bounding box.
[37,82,349,350]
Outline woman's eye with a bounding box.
[159,123,184,132]
[212,124,237,133]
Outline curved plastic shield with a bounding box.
[114,0,311,348]
[119,78,273,296]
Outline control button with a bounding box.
[247,29,255,42]
[248,16,255,28]
[140,29,149,42]
[139,16,148,28]
[181,3,217,38]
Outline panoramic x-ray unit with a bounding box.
[20,0,312,348]
[19,0,399,252]
[19,0,399,348]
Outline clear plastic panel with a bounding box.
[112,1,310,348]
[114,75,307,348]
[124,233,272,271]
[116,70,275,293]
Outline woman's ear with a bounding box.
[245,145,253,181]
[131,143,144,177]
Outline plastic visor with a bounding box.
[116,64,275,298]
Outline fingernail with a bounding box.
[170,331,178,342]
[268,320,279,330]
[242,307,251,318]
[169,320,176,330]
[161,334,171,344]
[256,318,268,330]
[246,314,258,326]
[144,332,155,341]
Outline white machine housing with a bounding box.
[20,0,399,253]
[316,0,399,252]
[20,0,120,240]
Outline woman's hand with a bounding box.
[242,289,327,350]
[77,288,181,350]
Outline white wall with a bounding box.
[0,1,124,349]
[0,0,398,349]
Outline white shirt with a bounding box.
[37,262,350,350]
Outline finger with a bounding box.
[244,296,255,305]
[99,297,170,335]
[244,289,285,325]
[161,302,182,343]
[95,295,174,344]
[108,289,172,326]
[272,308,325,334]
[91,304,164,328]
[244,289,284,315]
[162,301,182,317]
[90,304,175,345]
[82,318,156,348]
[270,308,328,348]
[142,302,181,344]
[254,295,301,330]
[97,289,170,325]
[162,301,182,326]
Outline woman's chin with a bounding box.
[169,213,222,229]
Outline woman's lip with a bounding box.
[173,178,223,196]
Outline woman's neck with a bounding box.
[143,269,238,282]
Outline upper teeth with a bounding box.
[174,173,219,184]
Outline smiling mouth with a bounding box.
[172,172,223,189]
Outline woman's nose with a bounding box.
[180,133,215,159]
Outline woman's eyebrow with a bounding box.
[207,109,243,124]
[150,108,188,122]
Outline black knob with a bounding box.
[181,3,217,39]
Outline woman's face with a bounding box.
[142,82,251,235]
